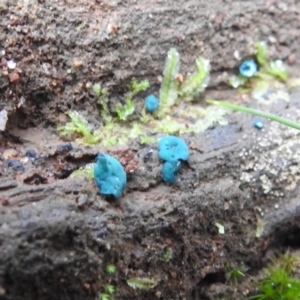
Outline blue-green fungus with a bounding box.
[253,119,264,129]
[158,135,189,162]
[145,95,159,113]
[239,59,258,78]
[158,135,189,183]
[94,153,126,198]
[162,161,182,183]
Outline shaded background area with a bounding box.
[0,0,299,126]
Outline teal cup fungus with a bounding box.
[158,135,189,162]
[158,135,189,183]
[145,95,159,113]
[94,153,126,198]
[239,59,258,78]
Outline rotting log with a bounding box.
[1,0,300,299]
[1,92,300,299]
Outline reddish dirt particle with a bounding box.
[0,58,7,67]
[190,143,203,153]
[177,73,184,83]
[73,60,83,67]
[1,198,9,206]
[109,148,138,173]
[165,239,173,246]
[8,72,20,83]
[287,53,296,65]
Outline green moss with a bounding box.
[104,285,115,294]
[159,48,180,109]
[127,277,160,290]
[93,83,112,123]
[255,42,269,66]
[179,57,210,101]
[130,79,149,96]
[158,49,211,116]
[115,97,135,121]
[59,49,229,147]
[99,284,115,300]
[249,252,300,300]
[140,136,157,145]
[225,262,246,285]
[70,163,95,179]
[207,100,300,131]
[99,294,114,300]
[57,111,100,144]
[264,60,288,82]
[76,22,86,31]
[115,79,149,121]
[100,285,115,300]
[255,214,264,238]
[160,247,172,262]
[106,264,116,274]
[229,42,289,94]
[255,42,287,82]
[99,267,117,300]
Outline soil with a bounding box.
[1,1,300,300]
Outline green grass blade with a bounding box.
[206,100,300,130]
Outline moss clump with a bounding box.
[225,262,246,285]
[127,277,160,290]
[106,264,116,274]
[229,42,291,97]
[93,83,112,123]
[115,79,149,121]
[57,111,100,144]
[59,49,227,147]
[159,48,180,110]
[99,284,115,300]
[70,163,95,178]
[249,252,300,300]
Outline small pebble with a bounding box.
[20,157,29,165]
[233,50,240,60]
[77,193,88,207]
[5,159,23,170]
[253,120,264,129]
[0,109,8,131]
[7,59,16,69]
[26,150,37,158]
[3,149,18,159]
[56,143,73,152]
[287,53,296,65]
[97,229,108,238]
[144,149,153,159]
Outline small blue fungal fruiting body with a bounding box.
[158,135,189,162]
[162,161,182,183]
[145,95,159,113]
[253,120,264,129]
[239,59,258,78]
[158,135,189,183]
[94,153,126,198]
